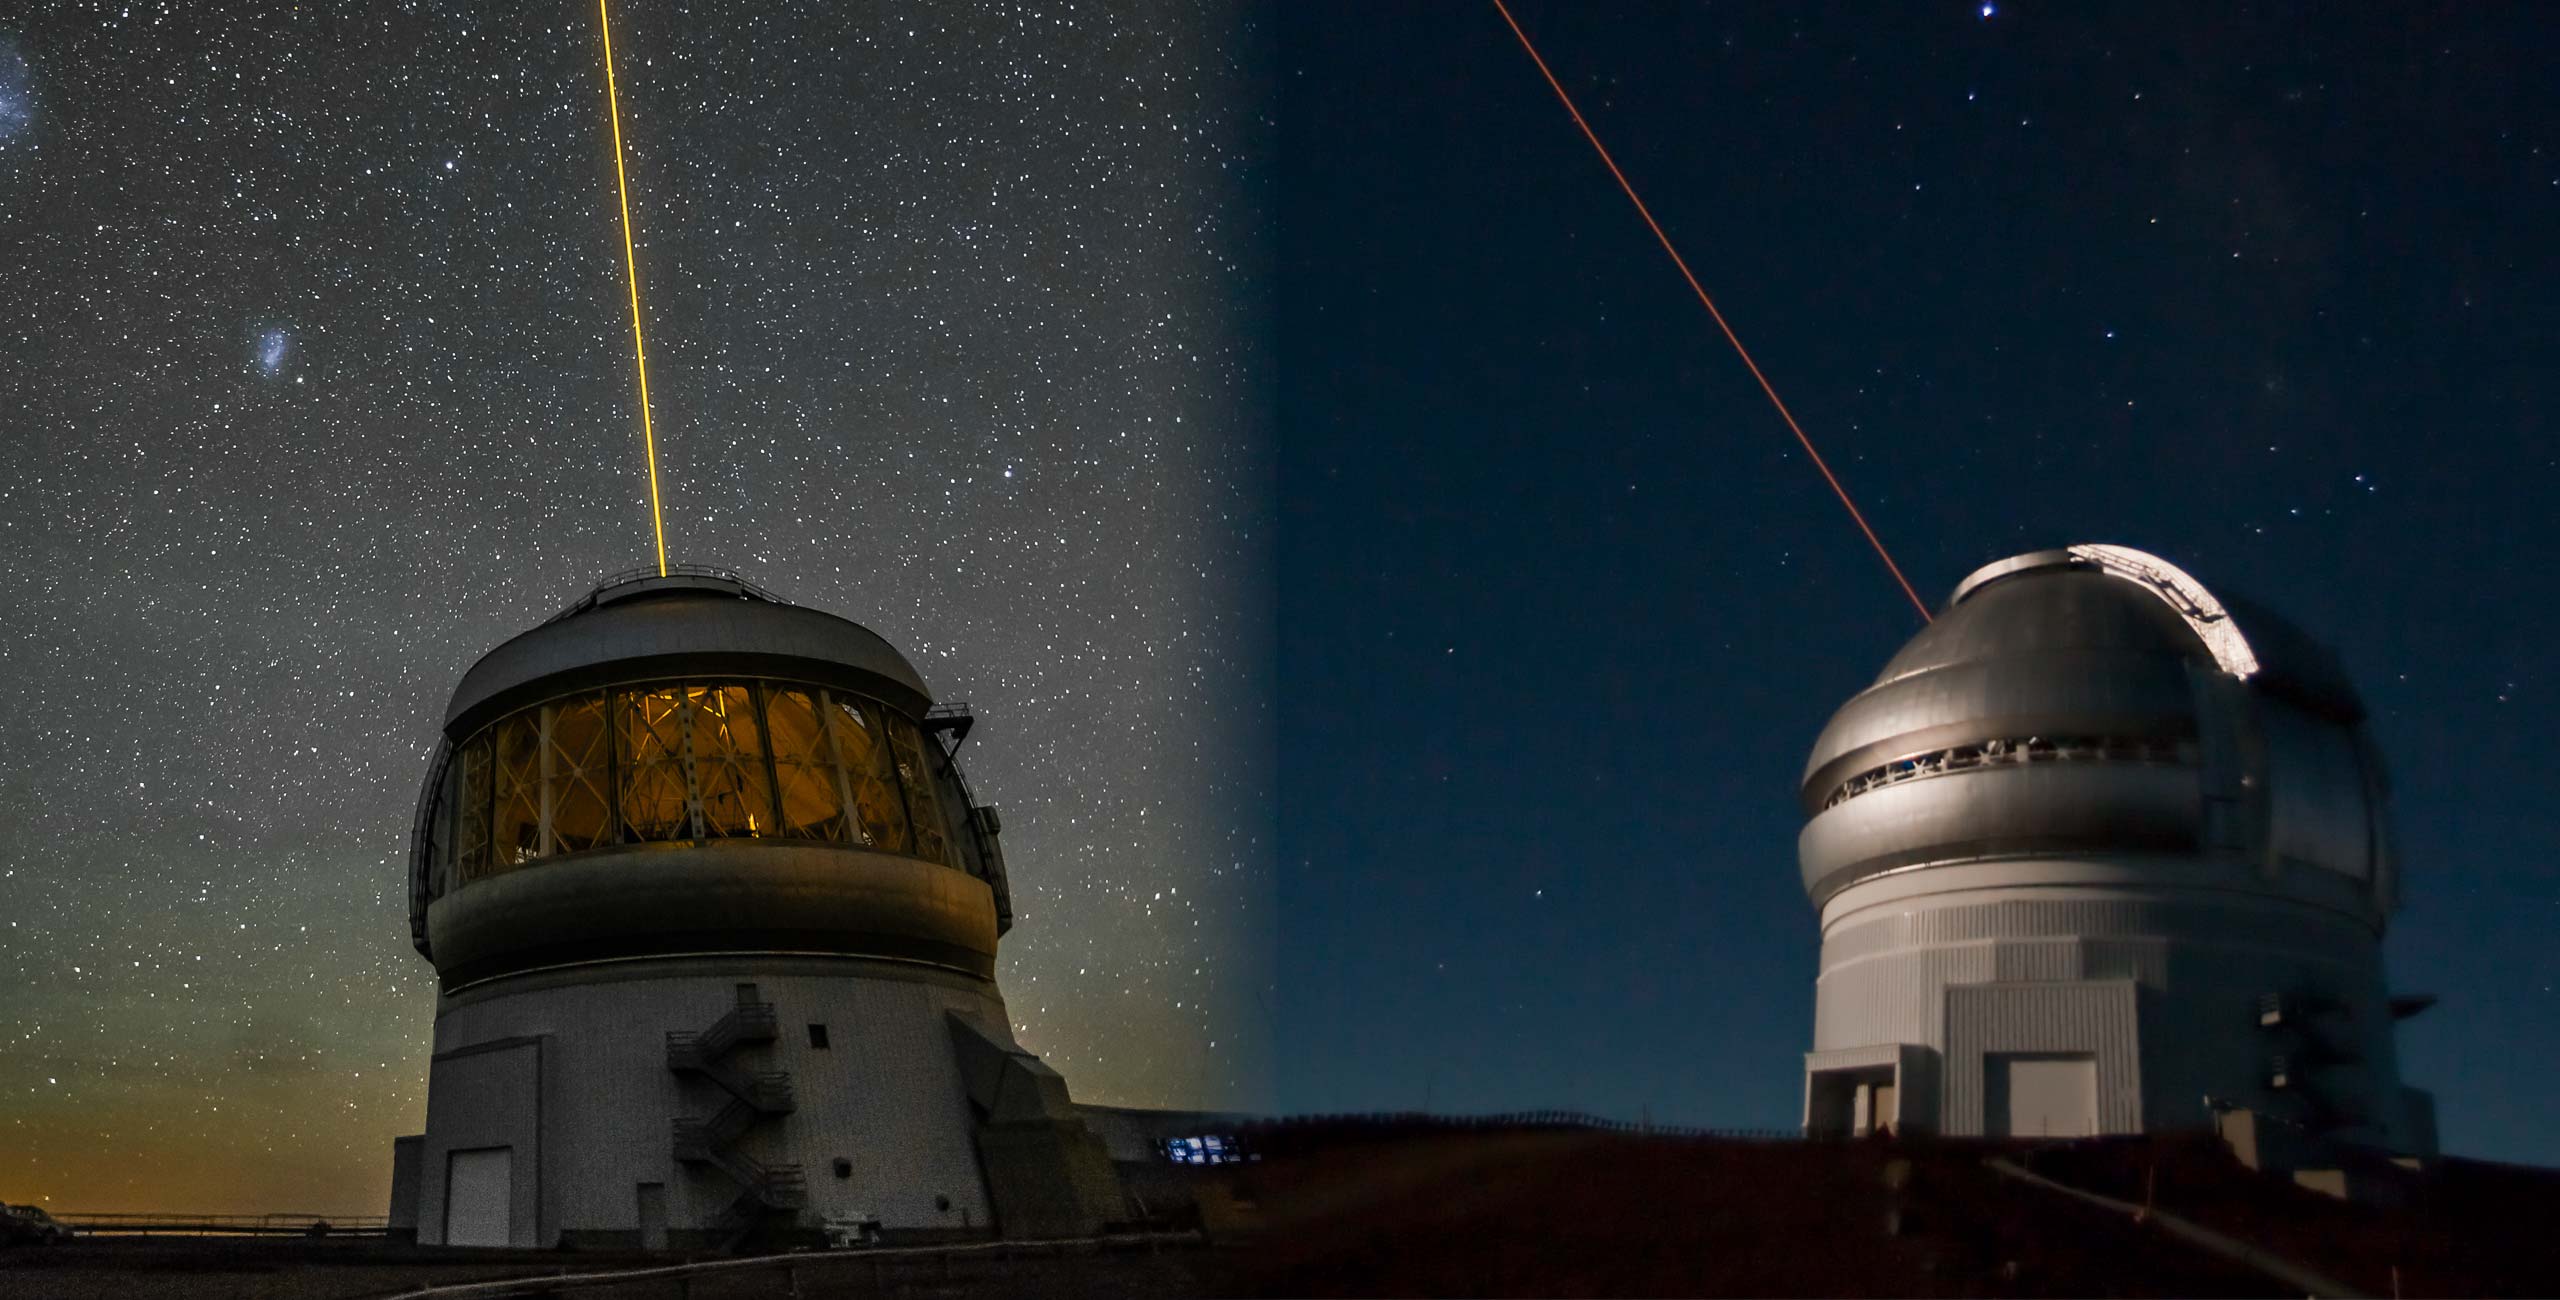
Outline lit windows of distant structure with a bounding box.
[443,679,953,884]
[1817,734,2196,811]
[1162,1134,1255,1166]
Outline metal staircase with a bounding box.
[669,990,803,1244]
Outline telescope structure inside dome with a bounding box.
[385,568,1120,1249]
[1798,545,2436,1153]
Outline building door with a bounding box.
[444,1147,513,1246]
[1807,1065,1899,1137]
[636,1183,667,1250]
[1986,1054,2097,1137]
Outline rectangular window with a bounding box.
[883,713,950,867]
[546,694,613,853]
[767,688,849,843]
[491,713,544,869]
[425,749,454,898]
[825,695,911,853]
[616,686,693,842]
[807,1024,830,1049]
[689,684,774,839]
[456,736,492,883]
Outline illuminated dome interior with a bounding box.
[406,567,1010,975]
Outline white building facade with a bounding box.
[1798,546,2436,1153]
[389,570,1118,1249]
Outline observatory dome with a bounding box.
[444,569,933,736]
[1794,544,2432,1153]
[406,567,1010,990]
[392,566,1122,1250]
[1797,544,2394,920]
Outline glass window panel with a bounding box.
[423,796,446,898]
[690,684,773,839]
[450,681,981,874]
[827,695,910,853]
[423,751,452,899]
[546,694,613,854]
[617,686,693,842]
[456,735,492,884]
[767,688,848,843]
[492,713,543,869]
[882,710,950,867]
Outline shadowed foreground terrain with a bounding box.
[7,1125,2558,1298]
[1204,1121,2560,1297]
[1212,1127,2274,1297]
[0,1236,1207,1300]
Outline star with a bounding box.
[0,1,1268,1213]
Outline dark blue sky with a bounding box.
[1271,1,2558,1163]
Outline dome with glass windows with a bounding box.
[391,566,1123,1249]
[406,566,1013,991]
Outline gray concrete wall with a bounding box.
[1809,870,2414,1147]
[417,1038,542,1246]
[426,956,1018,1243]
[386,1135,424,1237]
[1942,980,2142,1135]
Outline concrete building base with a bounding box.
[397,954,1117,1248]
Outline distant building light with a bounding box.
[1162,1134,1257,1165]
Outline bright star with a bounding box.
[1979,2,1996,16]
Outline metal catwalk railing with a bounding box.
[1245,1110,1801,1141]
[379,1230,1203,1298]
[51,1211,391,1236]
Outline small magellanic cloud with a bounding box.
[255,327,290,377]
[0,37,35,145]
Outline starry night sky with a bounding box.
[3,0,2555,1219]
[0,3,1270,1213]
[1274,1,2558,1164]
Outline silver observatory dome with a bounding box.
[1796,545,2433,1153]
[1799,543,2394,918]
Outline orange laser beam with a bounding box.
[1491,0,1933,623]
[600,0,669,578]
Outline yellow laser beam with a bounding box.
[599,0,668,578]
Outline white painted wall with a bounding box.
[425,955,1022,1243]
[1805,861,2414,1147]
